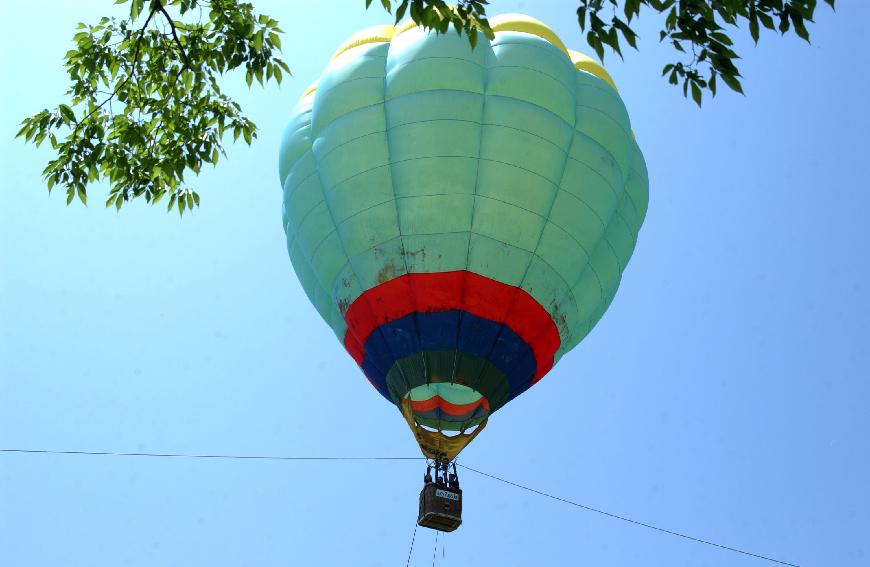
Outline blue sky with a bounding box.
[1,1,867,566]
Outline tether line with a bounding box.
[457,463,799,567]
[1,448,800,565]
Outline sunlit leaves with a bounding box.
[377,1,836,107]
[367,0,494,42]
[17,0,290,215]
[17,0,839,218]
[574,0,835,106]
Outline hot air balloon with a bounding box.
[278,13,648,531]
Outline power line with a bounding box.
[457,464,800,567]
[1,448,800,566]
[0,448,421,461]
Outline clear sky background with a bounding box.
[1,1,867,566]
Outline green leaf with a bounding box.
[691,81,702,107]
[613,18,638,49]
[396,0,409,22]
[721,73,744,95]
[59,104,76,124]
[130,0,143,21]
[746,12,758,43]
[666,8,677,30]
[791,13,810,42]
[710,32,733,46]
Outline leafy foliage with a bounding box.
[577,0,836,106]
[367,0,494,47]
[17,0,836,212]
[16,0,289,214]
[372,0,836,106]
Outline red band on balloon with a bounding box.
[342,271,560,381]
[410,394,491,416]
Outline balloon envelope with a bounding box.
[278,14,648,458]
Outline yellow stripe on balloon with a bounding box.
[304,15,620,100]
[490,13,570,58]
[569,49,618,92]
[330,24,396,61]
[300,80,318,100]
[393,18,420,37]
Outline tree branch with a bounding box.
[156,1,193,70]
[72,7,156,139]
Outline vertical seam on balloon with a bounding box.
[278,104,314,187]
[520,205,626,361]
[450,42,491,397]
[281,120,346,335]
[464,54,581,395]
[624,145,649,223]
[382,37,426,405]
[531,184,640,361]
[500,77,595,380]
[286,147,346,336]
[531,75,633,359]
[574,101,633,139]
[305,87,396,397]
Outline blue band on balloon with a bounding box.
[361,310,537,402]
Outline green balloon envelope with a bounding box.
[278,18,648,438]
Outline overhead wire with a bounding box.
[457,464,800,567]
[1,448,800,566]
[0,448,420,461]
